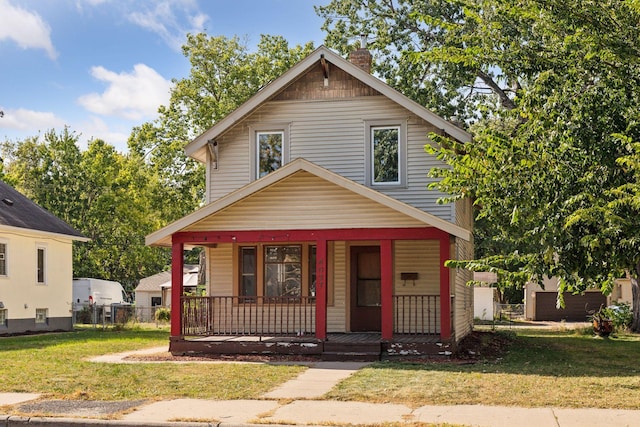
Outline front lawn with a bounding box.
[0,326,305,400]
[325,329,640,409]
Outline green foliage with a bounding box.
[1,129,169,290]
[602,303,633,332]
[323,0,640,329]
[154,307,171,323]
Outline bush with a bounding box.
[602,303,633,332]
[155,307,171,323]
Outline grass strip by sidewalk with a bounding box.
[0,326,305,401]
[325,328,640,409]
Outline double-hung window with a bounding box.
[251,125,289,180]
[366,120,407,188]
[0,242,6,277]
[36,245,46,285]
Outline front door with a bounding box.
[350,246,381,332]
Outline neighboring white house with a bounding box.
[135,265,199,308]
[0,181,88,334]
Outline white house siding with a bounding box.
[0,229,74,334]
[208,96,454,222]
[208,244,234,297]
[191,171,429,232]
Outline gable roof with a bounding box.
[135,265,198,292]
[185,45,472,163]
[0,180,88,241]
[146,158,471,247]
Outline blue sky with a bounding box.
[0,0,328,152]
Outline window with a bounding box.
[365,121,407,187]
[264,246,301,297]
[240,247,257,297]
[251,125,289,180]
[35,308,48,324]
[0,242,6,276]
[151,297,162,307]
[37,246,46,284]
[0,308,6,326]
[237,244,319,299]
[257,132,283,178]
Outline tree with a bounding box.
[318,0,640,330]
[2,129,169,290]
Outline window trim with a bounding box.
[0,308,7,327]
[36,244,47,285]
[250,124,290,180]
[364,119,407,188]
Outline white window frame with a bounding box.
[365,120,407,188]
[36,244,47,285]
[0,308,6,326]
[35,308,48,324]
[0,240,7,277]
[250,124,290,180]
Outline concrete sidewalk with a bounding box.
[1,350,639,427]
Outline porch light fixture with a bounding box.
[207,140,218,170]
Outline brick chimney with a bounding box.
[349,35,372,73]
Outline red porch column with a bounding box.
[381,239,394,340]
[315,239,328,340]
[171,239,184,337]
[439,235,452,340]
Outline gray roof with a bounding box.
[0,180,87,240]
[135,265,198,292]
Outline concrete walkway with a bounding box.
[1,348,639,426]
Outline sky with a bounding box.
[0,0,329,152]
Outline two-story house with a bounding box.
[146,46,474,359]
[0,181,88,334]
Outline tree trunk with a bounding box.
[632,264,640,332]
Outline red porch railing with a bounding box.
[182,296,316,337]
[393,295,440,334]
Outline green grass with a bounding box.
[325,329,640,409]
[0,326,305,401]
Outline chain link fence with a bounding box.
[72,303,167,326]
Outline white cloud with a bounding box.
[75,116,131,152]
[77,64,173,121]
[127,1,208,51]
[0,0,57,59]
[0,108,65,132]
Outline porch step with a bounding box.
[321,341,381,361]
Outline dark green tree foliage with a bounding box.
[2,129,169,290]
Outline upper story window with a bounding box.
[365,120,407,188]
[37,245,46,285]
[250,124,290,180]
[258,132,283,178]
[0,242,7,277]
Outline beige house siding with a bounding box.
[328,241,347,333]
[0,228,74,332]
[453,237,474,341]
[208,96,454,222]
[192,171,430,232]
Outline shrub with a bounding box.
[155,307,171,323]
[602,303,633,331]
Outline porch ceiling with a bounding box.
[146,159,471,247]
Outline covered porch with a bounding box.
[169,227,455,359]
